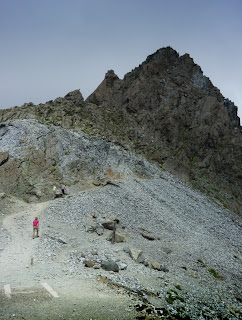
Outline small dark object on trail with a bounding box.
[103,180,120,187]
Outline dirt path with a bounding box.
[0,201,50,286]
[0,201,138,320]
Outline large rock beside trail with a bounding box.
[129,248,145,263]
[101,260,119,272]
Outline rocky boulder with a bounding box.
[129,248,145,263]
[84,260,95,268]
[101,260,119,272]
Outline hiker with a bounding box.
[52,185,56,199]
[61,184,66,197]
[33,217,39,239]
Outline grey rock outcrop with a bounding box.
[0,119,158,202]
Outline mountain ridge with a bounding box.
[0,46,241,214]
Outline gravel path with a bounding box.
[0,200,138,320]
[0,173,241,319]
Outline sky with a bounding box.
[0,0,242,121]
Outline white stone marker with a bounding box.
[4,284,11,298]
[41,282,59,298]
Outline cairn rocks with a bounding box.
[85,212,126,243]
[106,230,125,243]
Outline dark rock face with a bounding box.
[86,47,242,213]
[0,47,241,213]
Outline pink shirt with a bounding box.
[33,220,39,227]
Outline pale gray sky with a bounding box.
[0,0,241,121]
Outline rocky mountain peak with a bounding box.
[86,70,122,106]
[145,46,179,65]
[105,69,119,80]
[103,69,120,88]
[0,46,241,214]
